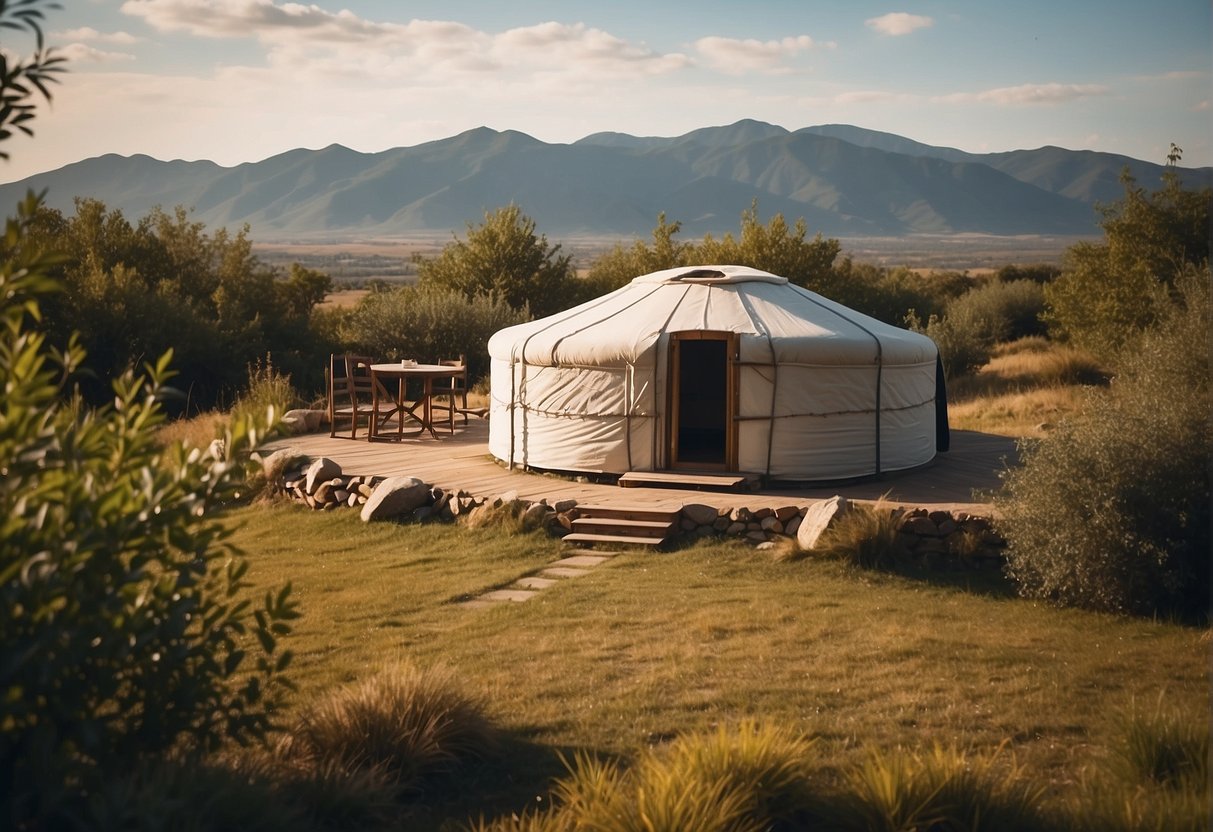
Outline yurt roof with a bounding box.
[487,265,937,368]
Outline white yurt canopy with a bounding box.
[488,265,945,481]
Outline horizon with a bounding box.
[0,0,1209,184]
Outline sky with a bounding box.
[2,0,1210,183]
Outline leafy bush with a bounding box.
[0,195,298,824]
[1044,163,1210,355]
[694,201,842,291]
[415,204,580,317]
[336,283,527,384]
[997,274,1210,619]
[949,279,1047,343]
[282,664,499,796]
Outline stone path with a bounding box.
[458,548,620,608]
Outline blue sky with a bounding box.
[3,0,1209,182]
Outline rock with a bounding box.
[522,502,551,528]
[774,505,800,522]
[495,490,519,507]
[796,495,849,550]
[333,489,350,504]
[755,541,778,551]
[304,457,342,494]
[729,506,752,523]
[726,522,746,536]
[346,493,359,508]
[357,482,376,498]
[680,517,698,531]
[745,530,768,543]
[928,510,954,525]
[682,503,719,527]
[760,516,784,534]
[903,516,942,536]
[713,517,730,531]
[553,499,578,513]
[314,477,343,505]
[280,411,309,435]
[261,448,309,490]
[752,507,773,521]
[936,518,957,536]
[413,506,433,523]
[784,516,801,536]
[360,476,430,522]
[746,522,761,531]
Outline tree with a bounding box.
[584,212,691,294]
[1044,151,1211,356]
[415,204,576,317]
[0,6,298,823]
[693,201,841,291]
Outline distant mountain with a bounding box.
[2,120,1209,240]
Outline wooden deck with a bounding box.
[262,420,1018,514]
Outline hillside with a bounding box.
[1,120,1208,240]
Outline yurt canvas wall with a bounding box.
[487,266,943,481]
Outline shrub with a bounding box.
[337,283,527,384]
[949,279,1047,343]
[910,308,993,381]
[1,194,298,825]
[997,274,1210,618]
[283,664,499,796]
[829,745,1047,831]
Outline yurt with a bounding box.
[487,265,947,482]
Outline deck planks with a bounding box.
[262,420,1015,513]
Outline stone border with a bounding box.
[264,452,1005,570]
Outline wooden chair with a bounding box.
[328,353,380,438]
[430,355,469,431]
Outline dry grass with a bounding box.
[226,506,1208,810]
[155,410,228,449]
[947,338,1107,438]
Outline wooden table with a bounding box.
[368,362,465,441]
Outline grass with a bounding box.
[948,337,1108,438]
[223,504,1210,828]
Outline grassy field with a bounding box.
[226,503,1209,828]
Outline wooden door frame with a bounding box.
[666,330,739,471]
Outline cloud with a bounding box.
[53,27,140,44]
[937,83,1110,106]
[865,13,933,36]
[120,0,690,79]
[60,43,138,63]
[694,35,832,75]
[1194,100,1210,112]
[832,90,900,105]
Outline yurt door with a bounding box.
[668,331,738,470]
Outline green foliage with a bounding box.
[416,204,579,317]
[695,200,841,290]
[0,194,299,823]
[910,279,1045,380]
[283,664,499,796]
[0,0,66,159]
[336,282,527,383]
[1044,162,1211,356]
[583,212,690,295]
[998,274,1210,618]
[15,199,333,409]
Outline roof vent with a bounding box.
[673,269,727,281]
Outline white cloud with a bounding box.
[53,27,140,44]
[937,83,1110,106]
[1194,100,1210,112]
[694,35,832,75]
[865,13,933,37]
[60,43,138,63]
[120,1,690,79]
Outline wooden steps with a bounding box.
[562,504,679,548]
[617,470,761,491]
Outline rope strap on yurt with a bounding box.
[736,289,779,478]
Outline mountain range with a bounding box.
[2,119,1209,240]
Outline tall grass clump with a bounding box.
[997,275,1210,619]
[474,722,818,832]
[780,501,905,570]
[231,354,298,429]
[1111,702,1209,789]
[829,745,1047,832]
[282,664,500,797]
